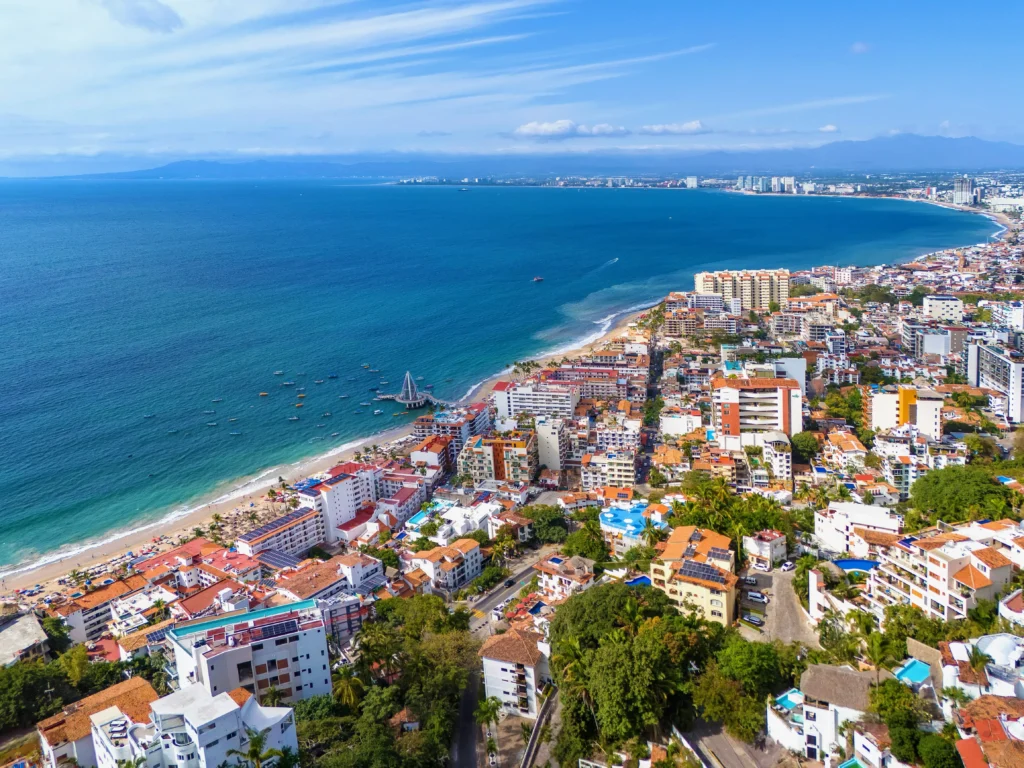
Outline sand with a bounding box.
[1,307,650,598]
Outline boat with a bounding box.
[282,381,295,386]
[273,370,284,375]
[167,429,178,434]
[347,377,356,381]
[316,423,325,428]
[288,416,300,421]
[314,379,324,384]
[362,364,370,369]
[295,403,304,408]
[296,387,305,392]
[229,431,241,436]
[424,384,434,389]
[338,394,349,399]
[206,422,218,427]
[203,410,215,414]
[393,412,402,417]
[259,392,269,396]
[359,402,371,406]
[212,398,223,403]
[297,393,306,398]
[322,412,331,417]
[533,276,544,282]
[373,409,383,415]
[401,411,409,415]
[143,413,155,419]
[379,380,389,385]
[331,432,340,437]
[416,376,424,380]
[459,187,469,191]
[228,418,238,422]
[369,369,380,373]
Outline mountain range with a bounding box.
[50,134,1024,180]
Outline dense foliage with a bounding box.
[519,504,570,543]
[909,465,1014,526]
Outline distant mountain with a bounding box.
[64,134,1024,180]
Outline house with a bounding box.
[533,554,596,602]
[37,677,159,768]
[116,618,177,661]
[408,539,483,594]
[479,628,551,719]
[940,634,1024,699]
[0,612,50,667]
[650,526,736,626]
[742,529,788,569]
[814,502,903,555]
[955,695,1024,768]
[274,553,385,602]
[823,430,868,469]
[49,575,149,643]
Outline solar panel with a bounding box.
[256,549,302,570]
[683,545,696,558]
[146,627,170,644]
[253,619,298,642]
[689,529,703,541]
[708,547,731,560]
[678,561,726,584]
[239,507,314,542]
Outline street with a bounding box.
[737,568,820,648]
[450,669,480,768]
[686,718,785,768]
[467,544,559,635]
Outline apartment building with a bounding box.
[866,530,1013,622]
[866,385,944,440]
[543,367,628,400]
[458,431,539,484]
[408,539,483,593]
[822,430,868,469]
[650,526,737,626]
[659,407,702,437]
[274,553,385,602]
[743,529,788,569]
[297,463,383,544]
[581,450,637,491]
[761,431,793,485]
[694,269,790,310]
[923,294,965,322]
[492,380,581,420]
[169,601,332,704]
[967,343,1024,423]
[814,502,903,555]
[50,575,149,644]
[535,416,570,471]
[711,376,803,445]
[412,403,492,454]
[533,553,596,602]
[409,434,456,474]
[479,629,551,719]
[235,506,326,558]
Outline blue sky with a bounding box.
[1,0,1022,171]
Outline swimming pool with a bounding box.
[839,759,865,768]
[894,658,932,685]
[407,510,429,527]
[833,559,880,573]
[776,688,803,711]
[625,575,651,587]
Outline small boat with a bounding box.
[359,402,371,406]
[416,376,424,380]
[295,403,304,408]
[316,424,325,428]
[369,369,380,373]
[401,411,409,415]
[229,431,241,436]
[393,412,403,417]
[296,387,305,392]
[203,410,215,414]
[228,418,238,422]
[532,276,544,282]
[206,422,218,427]
[259,392,269,396]
[362,364,370,369]
[338,394,349,399]
[274,370,284,375]
[328,374,338,379]
[282,381,295,386]
[212,398,223,403]
[322,412,331,417]
[459,187,469,191]
[314,379,324,384]
[347,377,356,381]
[143,413,155,419]
[288,416,300,421]
[373,409,383,415]
[331,432,340,437]
[297,393,306,398]
[424,384,434,389]
[167,429,178,434]
[379,380,389,385]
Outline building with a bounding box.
[533,553,596,602]
[822,430,868,469]
[814,502,903,555]
[413,403,492,454]
[742,530,788,569]
[694,269,790,310]
[923,295,965,323]
[38,677,160,768]
[967,344,1024,423]
[479,628,551,719]
[991,301,1024,331]
[235,506,326,558]
[458,431,539,485]
[597,501,670,556]
[409,434,456,475]
[168,601,332,703]
[867,385,944,440]
[650,526,736,626]
[953,175,974,205]
[581,450,637,491]
[408,539,483,593]
[274,553,385,602]
[760,431,793,485]
[685,176,698,189]
[89,685,296,768]
[297,463,383,545]
[535,416,570,471]
[0,612,49,667]
[492,381,581,420]
[50,575,149,644]
[866,530,1013,622]
[711,376,802,444]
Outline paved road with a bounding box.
[686,719,784,768]
[450,670,481,768]
[468,545,559,635]
[737,569,819,648]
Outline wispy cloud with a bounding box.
[513,119,629,140]
[819,124,839,133]
[96,0,184,34]
[417,129,453,137]
[714,95,888,121]
[638,120,709,135]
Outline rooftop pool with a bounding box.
[894,657,932,685]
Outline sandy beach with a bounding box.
[1,305,649,596]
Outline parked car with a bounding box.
[741,576,758,587]
[746,591,769,604]
[781,561,795,572]
[743,613,765,627]
[505,578,516,588]
[753,560,771,572]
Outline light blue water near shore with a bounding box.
[0,183,996,574]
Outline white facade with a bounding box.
[922,295,965,323]
[479,629,551,720]
[967,344,1024,423]
[659,408,703,437]
[235,506,326,558]
[743,529,788,567]
[580,451,636,491]
[814,502,902,555]
[492,381,580,420]
[298,466,382,544]
[535,417,570,471]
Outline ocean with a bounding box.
[0,182,997,574]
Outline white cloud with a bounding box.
[850,41,869,54]
[638,120,709,135]
[513,119,629,139]
[96,0,184,33]
[818,124,838,133]
[939,120,951,130]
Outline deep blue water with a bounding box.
[0,183,996,572]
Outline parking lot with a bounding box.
[736,565,821,648]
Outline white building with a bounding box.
[868,386,944,440]
[761,431,793,484]
[479,628,551,719]
[814,502,903,555]
[297,463,383,545]
[535,416,570,471]
[169,601,332,704]
[533,553,596,602]
[580,450,636,490]
[694,269,791,310]
[492,381,580,420]
[967,344,1024,423]
[992,301,1024,331]
[743,529,788,569]
[408,539,483,593]
[922,295,965,323]
[659,407,703,437]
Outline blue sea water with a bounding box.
[0,182,997,574]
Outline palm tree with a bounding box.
[332,666,365,710]
[67,569,87,587]
[192,527,206,538]
[864,632,895,685]
[117,757,148,768]
[260,686,284,707]
[273,747,299,768]
[942,686,971,708]
[848,610,878,637]
[226,727,284,768]
[967,644,993,692]
[616,597,644,637]
[520,722,533,746]
[640,518,665,548]
[474,696,502,730]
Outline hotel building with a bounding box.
[492,380,581,420]
[235,506,326,558]
[694,269,790,310]
[710,376,802,444]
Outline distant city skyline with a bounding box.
[4,1,1024,174]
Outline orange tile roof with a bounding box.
[478,628,546,666]
[275,558,348,599]
[953,564,992,590]
[852,527,902,546]
[661,526,732,563]
[227,688,253,707]
[118,618,176,653]
[37,678,158,747]
[973,546,1012,569]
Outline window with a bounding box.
[276,638,288,646]
[253,643,264,650]
[207,740,219,748]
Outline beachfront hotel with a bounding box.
[168,601,331,704]
[234,506,326,558]
[694,268,790,310]
[413,402,491,454]
[491,380,581,420]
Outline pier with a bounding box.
[374,371,450,408]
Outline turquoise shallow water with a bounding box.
[0,183,997,573]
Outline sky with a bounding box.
[2,0,1024,174]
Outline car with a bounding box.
[781,561,795,572]
[742,614,765,627]
[741,576,758,587]
[746,591,769,604]
[505,578,516,588]
[753,560,771,572]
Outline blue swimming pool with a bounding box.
[625,575,651,587]
[833,559,880,573]
[407,510,429,527]
[895,658,932,685]
[776,688,803,711]
[839,759,865,768]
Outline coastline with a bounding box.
[1,195,1005,595]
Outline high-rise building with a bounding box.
[686,176,698,189]
[967,344,1024,423]
[922,294,965,322]
[953,175,974,205]
[710,376,803,441]
[694,269,790,310]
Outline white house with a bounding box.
[533,553,596,602]
[814,501,903,555]
[478,628,551,719]
[742,529,788,568]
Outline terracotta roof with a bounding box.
[37,678,158,747]
[660,525,732,563]
[953,564,992,590]
[478,628,546,666]
[275,557,349,599]
[227,688,253,707]
[449,539,480,555]
[54,575,149,613]
[974,739,1024,768]
[118,618,176,653]
[973,546,1012,569]
[857,722,891,749]
[177,579,244,616]
[851,527,902,546]
[914,533,969,551]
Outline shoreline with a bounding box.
[1,196,1006,594]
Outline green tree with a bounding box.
[968,645,993,693]
[41,617,72,655]
[520,504,569,543]
[474,696,502,730]
[864,632,895,685]
[226,727,285,768]
[791,432,820,464]
[260,686,284,707]
[331,666,365,710]
[918,733,960,768]
[910,465,1012,524]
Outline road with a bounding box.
[686,719,784,768]
[468,545,559,635]
[737,568,819,648]
[450,669,481,768]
